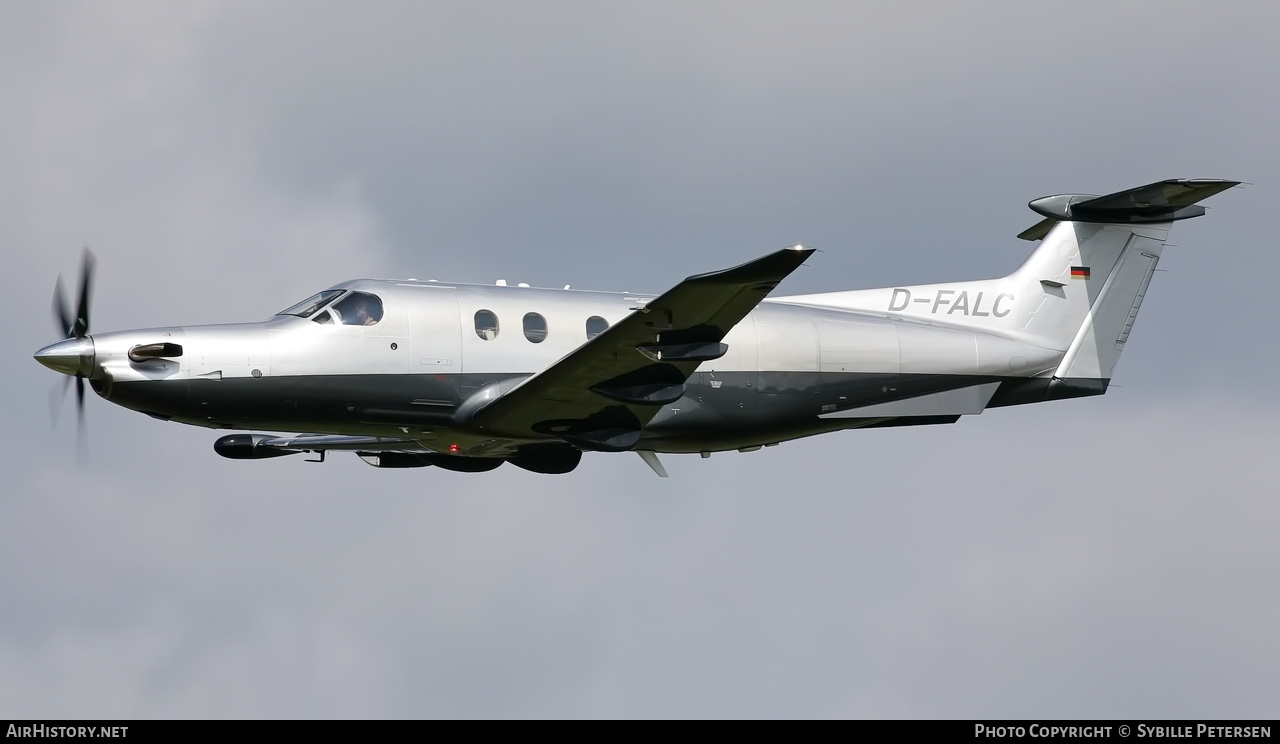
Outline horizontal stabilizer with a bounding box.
[1017,217,1058,242]
[1069,179,1239,217]
[1018,178,1238,240]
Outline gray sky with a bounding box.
[3,1,1278,718]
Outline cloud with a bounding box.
[4,396,1276,718]
[4,1,1278,718]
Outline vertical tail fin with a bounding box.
[777,179,1236,405]
[1011,179,1237,384]
[1011,221,1166,383]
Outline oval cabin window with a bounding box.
[523,313,547,343]
[585,316,609,340]
[474,310,499,340]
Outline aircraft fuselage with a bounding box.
[87,279,1063,456]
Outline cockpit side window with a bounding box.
[279,290,345,318]
[330,291,384,326]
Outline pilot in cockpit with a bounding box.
[352,300,376,326]
[329,292,383,326]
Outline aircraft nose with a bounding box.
[34,337,95,377]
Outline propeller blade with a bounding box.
[76,375,87,463]
[76,375,85,428]
[48,376,71,426]
[53,274,73,339]
[74,248,94,338]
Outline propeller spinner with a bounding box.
[36,249,97,427]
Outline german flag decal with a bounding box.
[1070,266,1091,279]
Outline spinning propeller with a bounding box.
[37,248,97,431]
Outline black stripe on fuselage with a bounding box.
[100,371,1105,451]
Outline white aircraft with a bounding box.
[35,179,1235,476]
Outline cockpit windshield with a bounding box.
[278,290,345,318]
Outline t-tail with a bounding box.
[782,178,1238,402]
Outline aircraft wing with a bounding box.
[465,246,815,451]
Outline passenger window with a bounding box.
[330,292,383,326]
[523,313,547,343]
[586,316,608,340]
[475,310,499,340]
